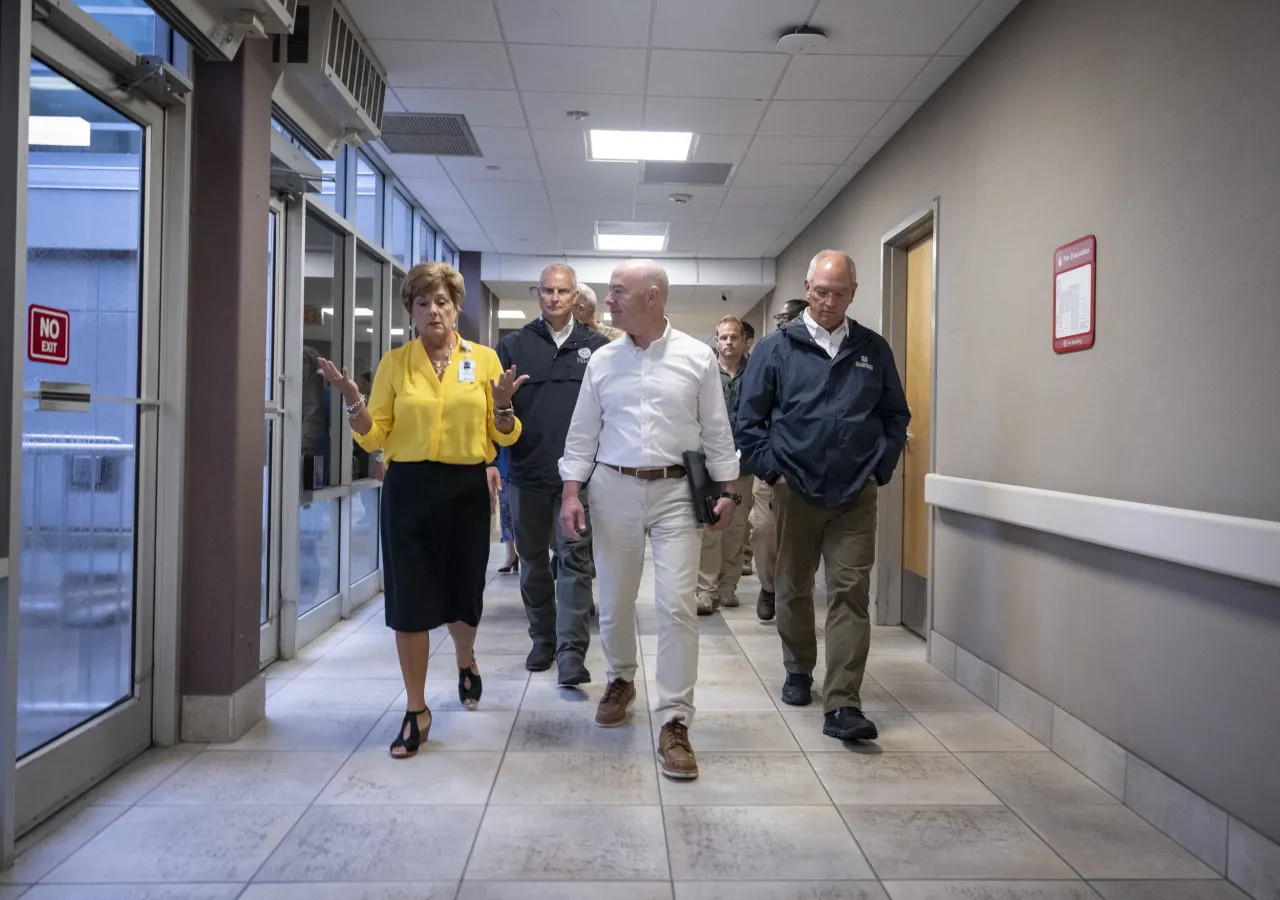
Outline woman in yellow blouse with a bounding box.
[317,262,525,759]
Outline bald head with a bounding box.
[607,259,671,345]
[804,249,858,332]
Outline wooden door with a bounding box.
[901,235,933,634]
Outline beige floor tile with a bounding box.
[241,885,457,900]
[840,806,1076,880]
[881,883,1098,900]
[510,709,653,751]
[490,752,659,805]
[957,753,1120,806]
[1090,882,1251,900]
[915,711,1049,752]
[665,805,874,880]
[675,884,887,899]
[876,680,991,713]
[256,804,483,882]
[316,748,501,804]
[659,752,830,806]
[267,677,403,712]
[459,884,673,900]
[44,806,305,883]
[360,709,515,752]
[466,805,669,881]
[83,747,203,806]
[810,753,1000,806]
[1015,805,1218,880]
[138,750,347,806]
[782,711,943,753]
[215,709,382,752]
[0,803,127,885]
[22,887,247,899]
[663,711,802,752]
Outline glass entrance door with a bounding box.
[15,38,166,831]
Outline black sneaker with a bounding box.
[823,707,878,742]
[780,672,813,707]
[756,589,776,621]
[557,654,591,686]
[525,642,555,672]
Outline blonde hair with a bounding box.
[715,316,743,336]
[402,262,464,313]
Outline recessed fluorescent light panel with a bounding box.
[28,116,90,147]
[588,130,692,162]
[595,221,670,253]
[497,309,527,320]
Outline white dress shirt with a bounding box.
[559,319,740,484]
[803,309,849,359]
[545,315,574,349]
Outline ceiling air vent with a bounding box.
[380,114,482,156]
[641,161,734,186]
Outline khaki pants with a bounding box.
[696,474,755,602]
[774,479,878,713]
[747,477,778,592]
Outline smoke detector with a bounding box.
[776,26,827,54]
[669,192,693,204]
[566,110,590,121]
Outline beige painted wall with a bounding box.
[773,0,1280,841]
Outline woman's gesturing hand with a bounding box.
[490,365,529,408]
[316,357,360,404]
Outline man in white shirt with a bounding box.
[560,260,738,780]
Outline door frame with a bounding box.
[2,1,191,849]
[260,198,287,668]
[875,198,940,637]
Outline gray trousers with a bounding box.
[509,484,595,661]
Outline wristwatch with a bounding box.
[721,491,743,506]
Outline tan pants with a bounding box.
[774,479,878,713]
[747,477,778,592]
[696,474,755,602]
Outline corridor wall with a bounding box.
[773,0,1280,850]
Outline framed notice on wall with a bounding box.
[1053,235,1096,353]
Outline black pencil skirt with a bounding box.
[380,460,490,633]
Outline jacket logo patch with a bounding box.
[577,347,592,361]
[855,354,875,370]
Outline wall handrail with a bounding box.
[925,474,1280,589]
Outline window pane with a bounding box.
[416,218,434,265]
[355,153,381,241]
[81,0,158,55]
[390,271,408,350]
[18,60,144,755]
[261,420,272,625]
[266,210,276,402]
[298,498,339,614]
[350,488,379,582]
[301,214,343,490]
[389,192,411,266]
[353,251,382,479]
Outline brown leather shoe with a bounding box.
[657,721,698,780]
[594,678,636,728]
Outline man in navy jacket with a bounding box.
[498,264,610,685]
[736,250,910,742]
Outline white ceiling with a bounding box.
[344,0,1022,259]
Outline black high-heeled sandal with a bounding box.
[389,708,431,759]
[458,664,483,710]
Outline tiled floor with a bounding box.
[1,549,1249,899]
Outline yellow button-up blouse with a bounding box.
[354,336,521,465]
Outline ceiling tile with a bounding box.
[746,136,856,165]
[722,186,815,209]
[730,163,837,189]
[668,221,711,249]
[370,41,514,90]
[713,205,800,226]
[510,44,647,94]
[541,158,639,189]
[651,0,815,51]
[647,50,788,100]
[386,156,449,182]
[439,157,544,181]
[704,223,783,243]
[870,101,923,137]
[941,0,1023,55]
[482,218,559,238]
[520,92,644,130]
[531,129,589,160]
[495,0,653,47]
[635,201,716,225]
[692,133,752,164]
[471,126,537,158]
[811,0,982,55]
[344,0,501,41]
[456,180,552,218]
[491,236,564,254]
[393,89,525,127]
[758,100,891,137]
[848,134,890,165]
[899,56,967,102]
[636,183,725,208]
[775,55,930,101]
[826,164,862,192]
[643,97,767,134]
[384,90,406,113]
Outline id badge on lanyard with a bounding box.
[457,340,475,382]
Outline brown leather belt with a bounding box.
[604,463,686,482]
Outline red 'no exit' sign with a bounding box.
[28,305,70,365]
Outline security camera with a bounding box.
[721,293,728,303]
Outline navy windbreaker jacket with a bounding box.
[735,317,911,507]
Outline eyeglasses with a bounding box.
[531,286,575,299]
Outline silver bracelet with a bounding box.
[343,393,366,416]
